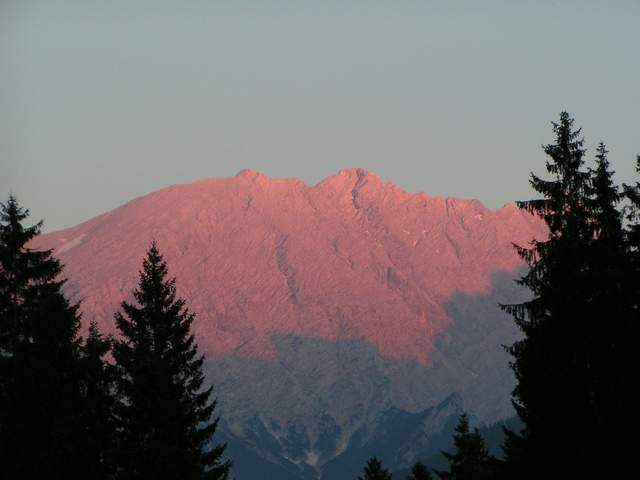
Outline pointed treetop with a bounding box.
[587,141,624,243]
[141,240,166,276]
[455,412,470,435]
[542,111,586,176]
[407,462,433,480]
[435,413,491,480]
[113,241,230,478]
[358,456,392,480]
[0,194,44,246]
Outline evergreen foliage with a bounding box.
[113,242,230,480]
[588,142,624,242]
[617,154,640,472]
[622,155,640,309]
[584,142,633,476]
[501,113,635,477]
[501,112,594,477]
[434,414,492,480]
[0,195,86,478]
[358,456,392,480]
[406,461,433,480]
[78,321,117,479]
[623,155,640,248]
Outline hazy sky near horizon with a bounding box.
[1,1,638,232]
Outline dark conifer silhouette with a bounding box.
[626,153,640,257]
[502,114,635,477]
[588,142,624,242]
[505,112,593,473]
[500,112,595,478]
[358,456,392,480]
[0,195,86,478]
[113,242,230,480]
[617,154,640,473]
[78,321,117,479]
[406,461,433,480]
[434,414,491,480]
[586,142,632,466]
[622,155,640,298]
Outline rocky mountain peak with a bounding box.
[33,169,545,365]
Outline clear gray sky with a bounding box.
[1,0,638,232]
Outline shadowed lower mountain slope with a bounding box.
[33,169,545,478]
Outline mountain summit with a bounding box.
[33,169,545,479]
[35,168,543,364]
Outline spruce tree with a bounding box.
[358,456,392,480]
[586,142,629,445]
[78,321,117,479]
[588,143,624,243]
[113,242,230,480]
[501,115,634,477]
[617,154,640,474]
[622,156,640,316]
[500,112,594,478]
[434,414,491,480]
[406,461,433,480]
[622,155,640,287]
[0,195,86,478]
[623,155,640,245]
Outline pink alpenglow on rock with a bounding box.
[33,169,546,364]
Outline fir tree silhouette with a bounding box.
[622,155,640,310]
[501,112,594,478]
[617,154,640,474]
[434,413,491,480]
[78,321,117,479]
[0,195,87,478]
[406,461,433,480]
[587,142,632,464]
[502,114,634,477]
[623,155,640,246]
[113,242,230,480]
[588,142,624,243]
[358,456,392,480]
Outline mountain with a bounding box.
[33,168,545,479]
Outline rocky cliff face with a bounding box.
[34,169,545,478]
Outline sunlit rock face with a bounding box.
[35,168,543,363]
[34,169,545,479]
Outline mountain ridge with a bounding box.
[33,168,544,365]
[32,168,545,478]
[45,168,529,238]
